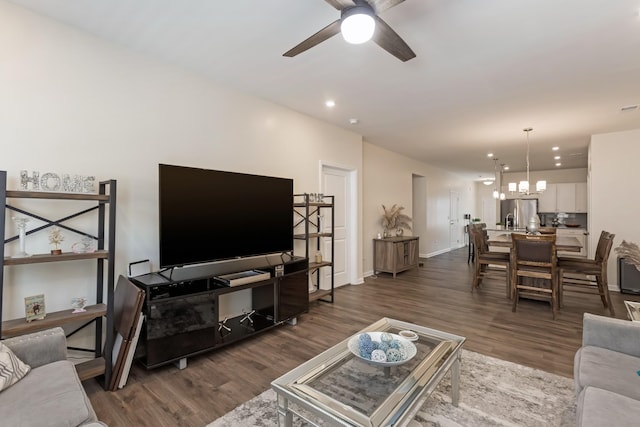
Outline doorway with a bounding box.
[412,175,427,257]
[449,191,461,249]
[321,164,357,288]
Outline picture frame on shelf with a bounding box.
[25,294,46,322]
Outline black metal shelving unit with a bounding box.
[293,193,334,303]
[0,170,116,388]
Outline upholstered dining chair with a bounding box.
[511,233,559,319]
[557,230,615,316]
[469,225,510,297]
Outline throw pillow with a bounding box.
[0,342,31,392]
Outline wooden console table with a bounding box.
[373,236,419,278]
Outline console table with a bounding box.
[130,254,308,369]
[373,236,419,278]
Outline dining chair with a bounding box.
[511,233,559,319]
[469,225,510,297]
[467,223,487,264]
[557,230,615,316]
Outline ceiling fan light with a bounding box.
[341,8,375,44]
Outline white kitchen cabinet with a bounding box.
[556,183,576,212]
[538,182,587,213]
[556,228,587,258]
[538,183,557,213]
[575,182,588,212]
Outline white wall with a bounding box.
[363,143,473,273]
[0,2,364,320]
[1,2,478,326]
[590,128,640,290]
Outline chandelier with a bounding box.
[508,128,546,195]
[491,158,506,200]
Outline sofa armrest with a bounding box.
[582,313,640,358]
[2,327,68,368]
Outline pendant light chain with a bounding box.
[524,127,532,192]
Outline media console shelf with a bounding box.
[130,254,308,369]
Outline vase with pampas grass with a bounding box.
[615,240,640,272]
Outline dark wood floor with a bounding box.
[85,247,640,426]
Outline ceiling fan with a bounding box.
[283,0,416,62]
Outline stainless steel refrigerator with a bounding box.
[500,199,538,228]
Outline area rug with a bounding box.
[207,349,576,426]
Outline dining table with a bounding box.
[488,233,582,253]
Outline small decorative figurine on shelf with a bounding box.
[72,235,95,253]
[71,297,87,313]
[12,217,31,258]
[48,227,64,255]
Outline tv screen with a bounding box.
[159,164,294,268]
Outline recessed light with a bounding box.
[554,156,561,160]
[555,162,562,167]
[503,166,510,171]
[487,153,494,158]
[349,118,359,125]
[325,100,336,108]
[552,146,560,151]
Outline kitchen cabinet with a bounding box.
[575,182,588,212]
[538,184,557,213]
[556,183,576,212]
[538,182,587,214]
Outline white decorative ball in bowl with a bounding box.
[347,331,417,367]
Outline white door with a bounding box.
[449,191,460,249]
[322,166,353,288]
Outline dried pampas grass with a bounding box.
[615,240,640,272]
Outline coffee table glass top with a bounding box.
[272,318,465,427]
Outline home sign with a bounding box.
[20,170,96,193]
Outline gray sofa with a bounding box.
[1,327,107,427]
[575,313,640,426]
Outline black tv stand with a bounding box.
[130,254,308,369]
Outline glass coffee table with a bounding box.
[271,318,465,426]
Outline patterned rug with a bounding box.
[207,350,576,426]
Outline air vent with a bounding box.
[620,105,638,112]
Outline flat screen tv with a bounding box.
[159,164,294,268]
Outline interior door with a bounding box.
[322,167,351,288]
[449,191,460,249]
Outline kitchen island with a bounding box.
[485,226,588,257]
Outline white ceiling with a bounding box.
[9,0,640,180]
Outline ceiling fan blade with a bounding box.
[283,20,342,57]
[324,0,356,10]
[368,0,405,14]
[371,15,416,62]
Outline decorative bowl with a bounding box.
[347,332,417,367]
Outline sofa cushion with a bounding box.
[0,341,31,392]
[575,346,640,400]
[577,386,640,427]
[0,359,97,427]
